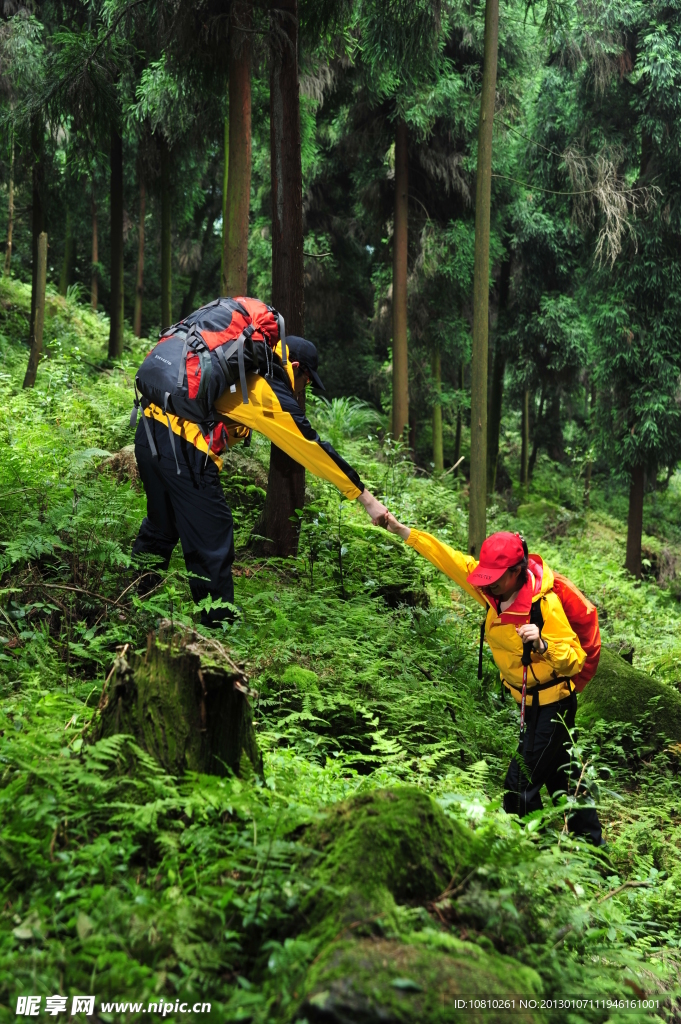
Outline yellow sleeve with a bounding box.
[214,372,364,500]
[405,529,487,606]
[540,592,587,678]
[226,425,251,448]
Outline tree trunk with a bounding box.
[221,116,229,292]
[181,207,218,319]
[223,1,252,296]
[4,129,14,277]
[392,119,409,441]
[520,388,529,486]
[528,388,545,479]
[23,231,47,388]
[625,464,644,578]
[487,258,509,493]
[487,341,505,493]
[584,458,593,508]
[91,189,98,311]
[161,140,172,331]
[59,210,73,296]
[259,0,305,557]
[29,115,45,347]
[584,380,595,508]
[133,178,145,336]
[546,391,564,462]
[108,127,125,359]
[432,348,444,472]
[468,0,499,557]
[91,625,262,778]
[454,362,464,474]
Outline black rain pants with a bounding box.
[132,416,234,625]
[503,692,603,845]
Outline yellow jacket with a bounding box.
[406,530,586,705]
[143,342,363,500]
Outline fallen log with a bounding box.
[577,647,681,745]
[90,621,261,778]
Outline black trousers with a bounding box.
[503,693,603,845]
[132,417,235,624]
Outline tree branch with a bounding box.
[86,0,147,69]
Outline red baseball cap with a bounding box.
[466,532,525,587]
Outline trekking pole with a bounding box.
[520,637,532,731]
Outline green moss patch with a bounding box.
[298,934,542,1023]
[299,788,476,929]
[577,647,681,741]
[517,499,561,519]
[281,665,321,694]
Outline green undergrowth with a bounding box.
[1,276,681,1021]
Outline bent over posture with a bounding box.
[376,513,603,845]
[132,330,386,622]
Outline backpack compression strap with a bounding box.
[211,326,254,404]
[130,380,159,458]
[163,392,181,476]
[176,324,193,389]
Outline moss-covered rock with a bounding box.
[517,499,561,519]
[297,934,542,1023]
[281,665,321,695]
[577,647,681,741]
[299,788,475,929]
[98,444,139,486]
[291,790,542,1022]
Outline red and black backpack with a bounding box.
[130,296,285,472]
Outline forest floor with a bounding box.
[2,278,681,1023]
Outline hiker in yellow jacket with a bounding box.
[374,512,604,845]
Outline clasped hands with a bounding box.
[358,494,409,540]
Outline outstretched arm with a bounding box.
[214,373,387,519]
[374,511,486,607]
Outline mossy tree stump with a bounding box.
[92,623,261,777]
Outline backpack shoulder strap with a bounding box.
[477,615,486,680]
[478,598,546,680]
[530,597,544,633]
[521,597,545,667]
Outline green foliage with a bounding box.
[1,279,681,1018]
[307,393,384,449]
[5,0,681,997]
[510,294,590,392]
